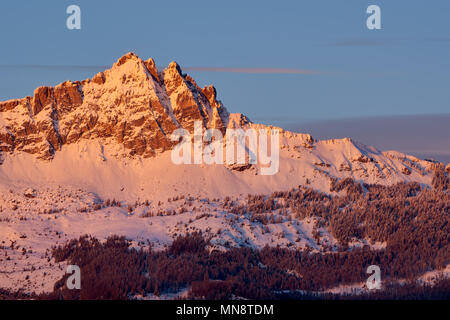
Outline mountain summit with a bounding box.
[0,52,229,160]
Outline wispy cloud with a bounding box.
[327,37,450,47]
[0,64,108,71]
[1,64,402,77]
[328,40,387,47]
[422,37,450,43]
[183,67,322,75]
[0,64,325,75]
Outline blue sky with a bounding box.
[0,0,449,125]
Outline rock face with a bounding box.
[0,52,230,160]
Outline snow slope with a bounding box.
[0,131,437,203]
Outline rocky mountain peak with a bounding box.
[144,58,160,82]
[114,51,140,67]
[0,53,230,161]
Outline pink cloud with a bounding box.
[183,67,322,75]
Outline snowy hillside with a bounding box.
[0,53,448,295]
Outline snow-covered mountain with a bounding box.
[0,53,448,294]
[0,52,229,161]
[0,52,443,198]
